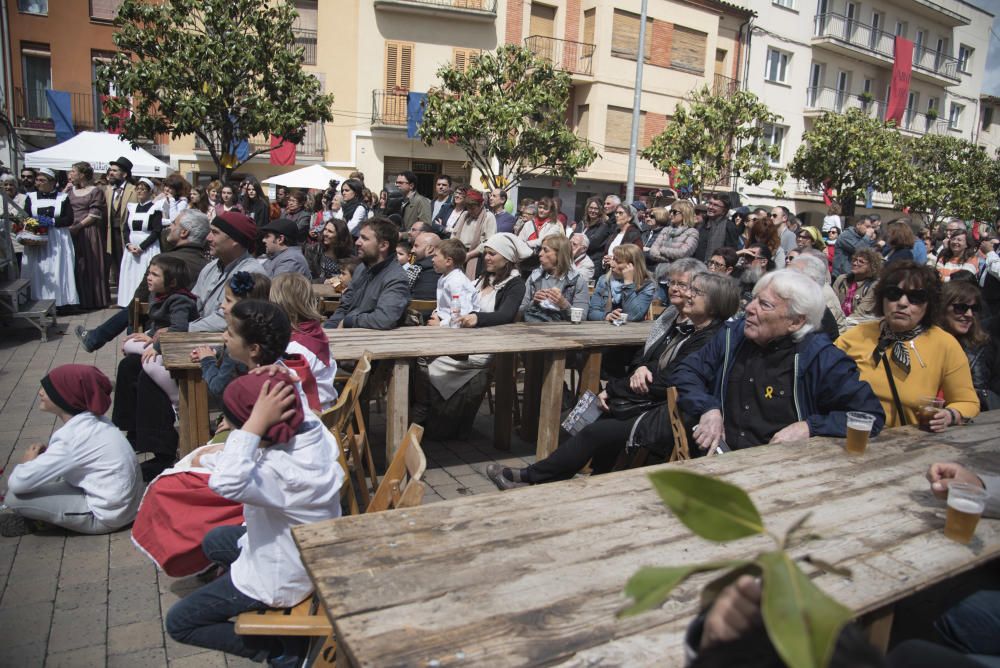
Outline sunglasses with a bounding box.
[884,286,929,305]
[670,209,682,215]
[950,302,981,315]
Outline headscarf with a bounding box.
[222,370,304,444]
[290,320,330,366]
[483,232,533,263]
[41,365,113,416]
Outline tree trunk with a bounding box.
[840,193,857,218]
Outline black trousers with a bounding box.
[112,353,179,459]
[524,415,638,484]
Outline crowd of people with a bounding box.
[1,164,998,666]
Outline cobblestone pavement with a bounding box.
[0,308,537,667]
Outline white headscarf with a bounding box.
[484,232,533,263]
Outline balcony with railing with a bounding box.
[13,87,103,132]
[193,122,326,159]
[812,13,959,84]
[804,86,949,135]
[373,0,497,21]
[712,73,739,97]
[895,109,950,135]
[371,90,409,128]
[524,35,595,77]
[293,28,317,66]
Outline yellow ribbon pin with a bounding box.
[764,386,774,399]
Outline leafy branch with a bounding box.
[620,469,852,668]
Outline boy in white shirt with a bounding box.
[429,238,480,327]
[1,365,142,536]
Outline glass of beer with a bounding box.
[917,397,944,432]
[845,411,876,455]
[944,482,988,544]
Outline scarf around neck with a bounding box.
[874,321,926,375]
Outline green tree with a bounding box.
[97,0,334,180]
[417,45,597,191]
[640,86,784,202]
[789,109,901,217]
[890,134,1000,228]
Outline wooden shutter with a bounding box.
[583,9,595,45]
[293,0,318,30]
[612,10,652,61]
[383,157,411,187]
[606,106,645,152]
[577,105,589,139]
[670,25,707,73]
[385,42,414,90]
[529,3,556,38]
[442,160,470,188]
[90,0,124,21]
[453,48,481,74]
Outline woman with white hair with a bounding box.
[117,177,164,308]
[673,269,885,451]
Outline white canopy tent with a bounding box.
[25,132,173,178]
[261,164,349,190]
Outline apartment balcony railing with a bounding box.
[13,87,103,131]
[524,35,595,77]
[373,0,497,19]
[895,110,950,135]
[371,89,409,128]
[293,28,317,66]
[813,12,959,82]
[713,73,739,97]
[805,86,950,135]
[193,123,326,158]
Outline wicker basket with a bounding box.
[16,232,49,247]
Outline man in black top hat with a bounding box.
[105,156,137,285]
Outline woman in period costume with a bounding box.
[22,168,77,307]
[67,161,109,309]
[117,178,164,308]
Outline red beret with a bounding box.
[222,370,304,444]
[212,211,258,250]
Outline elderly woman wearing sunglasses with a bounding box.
[937,279,1000,411]
[836,261,979,430]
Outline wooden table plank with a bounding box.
[296,413,1000,667]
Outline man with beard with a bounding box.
[694,193,740,262]
[408,232,441,300]
[104,156,137,284]
[324,218,409,330]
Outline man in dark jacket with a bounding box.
[832,215,875,278]
[75,209,211,352]
[694,193,740,262]
[408,231,440,301]
[325,218,410,329]
[672,269,884,452]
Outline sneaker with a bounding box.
[486,464,528,491]
[268,637,309,668]
[74,325,95,353]
[0,513,34,537]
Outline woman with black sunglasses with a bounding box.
[938,279,1000,411]
[836,261,979,429]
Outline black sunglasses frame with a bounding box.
[884,286,929,305]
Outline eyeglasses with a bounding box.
[850,258,869,265]
[797,233,812,239]
[950,302,981,315]
[945,229,965,237]
[688,285,706,297]
[769,213,780,218]
[669,210,682,215]
[707,260,727,270]
[884,286,929,305]
[394,180,408,186]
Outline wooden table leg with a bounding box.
[176,370,209,457]
[863,605,894,654]
[520,352,542,442]
[493,353,515,451]
[579,351,602,397]
[385,359,409,463]
[536,350,566,460]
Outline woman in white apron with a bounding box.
[22,168,77,307]
[117,178,163,308]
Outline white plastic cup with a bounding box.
[845,411,876,454]
[570,307,584,324]
[945,482,988,544]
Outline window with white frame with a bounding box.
[958,45,973,73]
[773,0,793,9]
[948,103,964,130]
[761,123,787,165]
[765,49,790,83]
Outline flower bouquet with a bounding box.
[15,215,54,246]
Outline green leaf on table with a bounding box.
[648,469,765,542]
[619,561,746,617]
[758,551,853,668]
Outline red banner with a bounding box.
[269,134,296,166]
[99,95,130,134]
[885,36,913,126]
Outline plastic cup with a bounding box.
[845,411,876,455]
[617,313,629,326]
[917,397,945,432]
[944,482,988,544]
[570,307,584,323]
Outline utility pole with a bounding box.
[625,0,649,203]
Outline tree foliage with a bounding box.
[890,134,1000,227]
[640,86,784,201]
[97,0,334,180]
[789,109,902,217]
[417,45,598,191]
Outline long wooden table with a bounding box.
[160,321,652,458]
[296,413,1000,667]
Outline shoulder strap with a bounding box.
[878,351,907,426]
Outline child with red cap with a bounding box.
[0,365,142,536]
[165,368,344,665]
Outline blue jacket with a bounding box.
[587,274,656,322]
[670,319,885,439]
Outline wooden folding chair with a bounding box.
[235,423,428,667]
[131,297,150,332]
[666,386,690,462]
[319,353,376,509]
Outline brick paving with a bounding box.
[0,307,537,667]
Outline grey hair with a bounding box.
[176,208,210,245]
[605,195,621,206]
[656,257,707,284]
[753,269,825,340]
[788,252,830,287]
[692,272,740,320]
[570,232,590,250]
[0,174,16,183]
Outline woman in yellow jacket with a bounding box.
[836,261,979,430]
